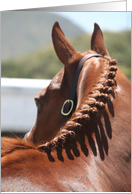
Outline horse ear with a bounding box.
[91,23,110,58]
[52,21,77,66]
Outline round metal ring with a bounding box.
[61,99,74,116]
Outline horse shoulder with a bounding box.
[1,148,72,192]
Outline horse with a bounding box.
[1,22,131,192]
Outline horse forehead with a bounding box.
[37,69,64,99]
[36,87,47,98]
[49,74,62,90]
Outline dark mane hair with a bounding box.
[37,58,117,153]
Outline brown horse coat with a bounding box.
[1,22,131,192]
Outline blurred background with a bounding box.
[1,11,131,137]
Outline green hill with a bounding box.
[1,30,131,81]
[1,11,85,60]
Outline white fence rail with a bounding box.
[1,78,51,133]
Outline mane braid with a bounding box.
[38,59,117,153]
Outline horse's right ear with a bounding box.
[52,21,77,66]
[91,23,110,59]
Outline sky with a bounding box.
[55,12,131,33]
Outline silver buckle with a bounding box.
[61,99,74,116]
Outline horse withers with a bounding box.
[1,22,131,192]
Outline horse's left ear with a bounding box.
[91,23,110,59]
[52,21,77,66]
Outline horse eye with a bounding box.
[35,100,43,109]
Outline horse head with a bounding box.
[25,22,130,149]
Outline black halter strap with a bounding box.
[61,53,103,126]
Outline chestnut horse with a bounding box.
[1,22,131,192]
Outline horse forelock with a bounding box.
[37,58,118,153]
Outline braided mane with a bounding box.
[1,58,117,156]
[37,58,117,153]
